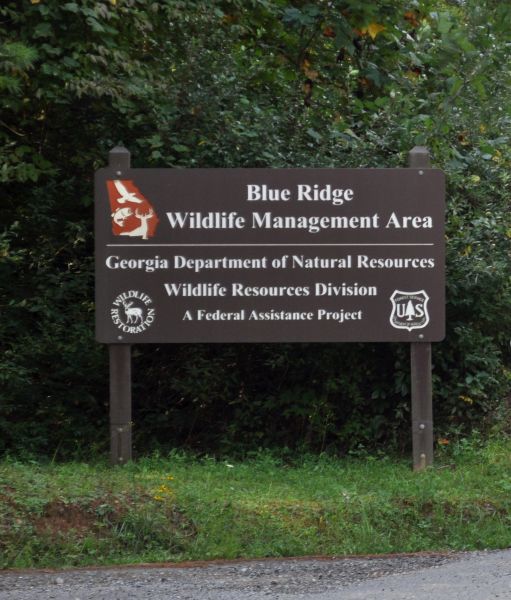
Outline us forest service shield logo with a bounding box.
[111,291,156,334]
[107,180,159,239]
[390,290,430,331]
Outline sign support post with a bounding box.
[108,146,132,465]
[109,344,132,464]
[409,146,434,471]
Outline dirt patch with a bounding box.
[394,498,444,517]
[32,493,139,538]
[34,500,97,538]
[32,493,196,543]
[0,486,18,509]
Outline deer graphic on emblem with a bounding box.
[122,300,144,324]
[119,208,155,240]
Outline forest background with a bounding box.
[1,0,510,460]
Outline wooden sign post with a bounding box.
[107,147,133,465]
[409,147,434,471]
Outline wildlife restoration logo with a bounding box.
[111,290,156,334]
[107,180,159,239]
[390,290,430,331]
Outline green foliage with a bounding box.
[3,439,511,567]
[0,0,510,457]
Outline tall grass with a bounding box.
[1,437,511,568]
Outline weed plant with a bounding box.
[1,437,511,569]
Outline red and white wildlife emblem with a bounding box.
[390,290,430,331]
[107,180,159,239]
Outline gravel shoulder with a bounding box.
[0,550,509,600]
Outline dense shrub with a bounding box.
[1,0,510,457]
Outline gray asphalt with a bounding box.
[0,550,510,599]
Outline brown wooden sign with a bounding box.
[95,167,445,343]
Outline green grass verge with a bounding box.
[2,438,511,569]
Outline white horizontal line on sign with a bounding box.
[107,243,435,247]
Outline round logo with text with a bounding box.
[110,290,156,334]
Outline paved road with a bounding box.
[1,550,510,599]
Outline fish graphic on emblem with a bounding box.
[390,290,430,331]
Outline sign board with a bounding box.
[95,168,444,343]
